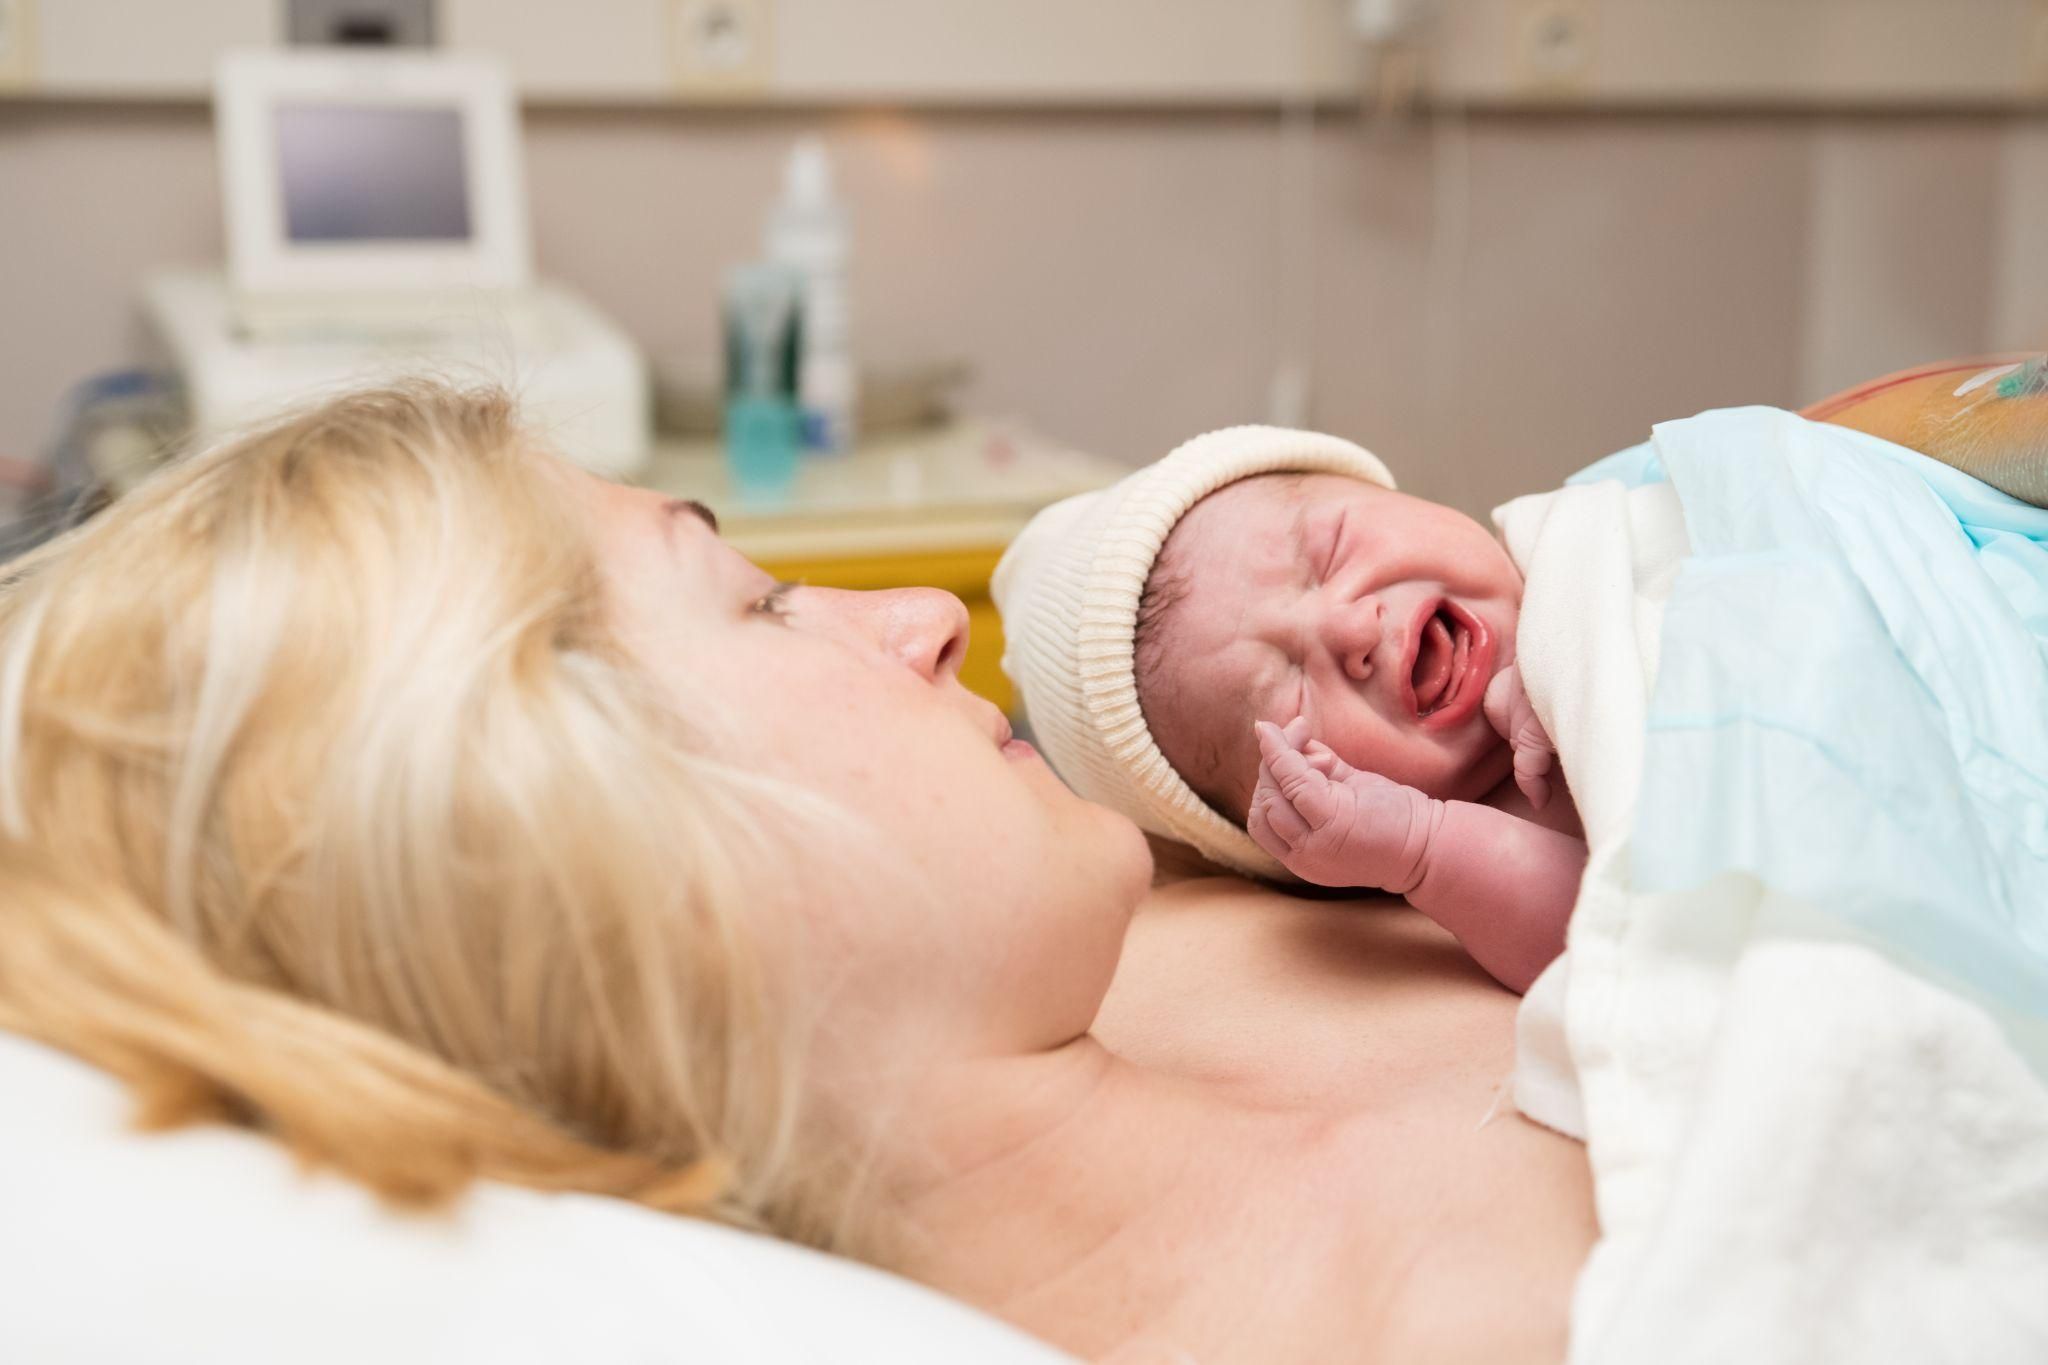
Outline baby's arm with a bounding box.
[1248,720,1584,993]
[1401,799,1584,993]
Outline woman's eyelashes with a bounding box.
[748,581,800,620]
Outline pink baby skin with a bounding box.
[1138,472,1586,992]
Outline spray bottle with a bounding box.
[764,137,856,454]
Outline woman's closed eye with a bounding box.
[749,581,800,621]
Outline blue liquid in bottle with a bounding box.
[723,263,805,503]
[725,394,802,498]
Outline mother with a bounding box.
[0,386,1594,1363]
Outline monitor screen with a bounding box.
[274,103,472,243]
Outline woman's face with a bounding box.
[582,476,1151,1064]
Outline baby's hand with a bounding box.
[1247,717,1436,892]
[1483,664,1556,810]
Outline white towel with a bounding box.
[1497,468,2048,1365]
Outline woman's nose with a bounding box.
[1322,596,1384,681]
[856,587,970,682]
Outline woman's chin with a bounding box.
[1098,808,1156,900]
[1062,807,1152,915]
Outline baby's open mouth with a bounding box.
[1411,605,1471,718]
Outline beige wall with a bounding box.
[0,102,2037,516]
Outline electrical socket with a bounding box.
[1512,0,1594,94]
[0,0,36,89]
[287,0,436,47]
[671,0,771,95]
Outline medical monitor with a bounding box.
[216,50,530,296]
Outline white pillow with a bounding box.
[0,1032,1074,1364]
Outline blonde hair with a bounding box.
[0,384,855,1250]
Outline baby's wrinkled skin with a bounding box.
[1137,473,1586,992]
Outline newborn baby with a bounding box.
[994,426,1585,994]
[1139,470,1584,992]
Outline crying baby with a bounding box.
[994,427,1587,994]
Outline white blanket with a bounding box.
[1497,470,2048,1365]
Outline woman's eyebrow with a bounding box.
[665,498,719,534]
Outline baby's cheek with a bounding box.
[1369,729,1490,802]
[1446,730,1514,803]
[1494,602,1523,666]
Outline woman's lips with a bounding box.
[992,714,1040,761]
[1404,598,1494,730]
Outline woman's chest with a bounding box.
[1094,881,1522,1109]
[1046,882,1595,1363]
[1108,1089,1591,1365]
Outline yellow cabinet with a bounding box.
[635,422,1127,714]
[750,544,1013,708]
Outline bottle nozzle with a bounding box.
[784,136,833,207]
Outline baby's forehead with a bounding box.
[1163,468,1391,560]
[1151,474,1308,638]
[1168,471,1303,544]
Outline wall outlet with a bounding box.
[671,0,771,94]
[1512,0,1595,94]
[0,0,36,89]
[288,0,436,47]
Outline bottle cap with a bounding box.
[783,137,833,209]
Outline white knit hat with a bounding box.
[993,425,1396,879]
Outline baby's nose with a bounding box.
[1324,597,1384,681]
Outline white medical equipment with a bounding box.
[143,49,650,477]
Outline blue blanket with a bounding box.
[1574,408,2048,1069]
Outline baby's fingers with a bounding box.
[1260,737,1348,829]
[1303,739,1358,783]
[1254,720,1293,767]
[1483,667,1522,743]
[1250,766,1311,851]
[1513,741,1555,810]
